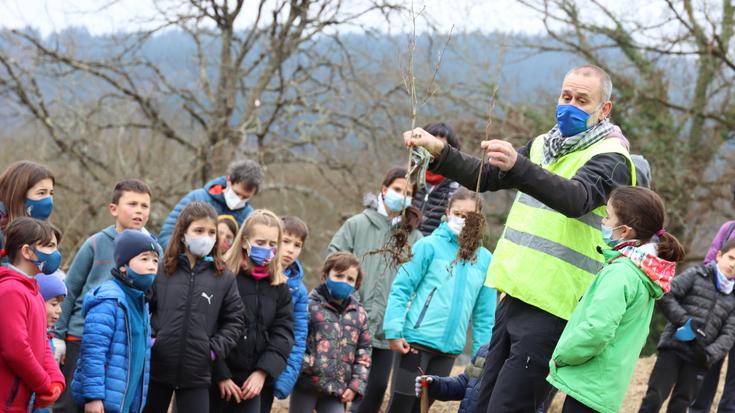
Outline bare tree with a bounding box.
[517,0,735,253]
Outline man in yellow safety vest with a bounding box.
[404,65,636,412]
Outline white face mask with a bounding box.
[184,234,216,257]
[447,215,466,235]
[224,186,248,210]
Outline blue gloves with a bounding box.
[675,318,706,342]
[675,319,697,341]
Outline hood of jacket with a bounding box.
[604,241,676,297]
[0,265,39,293]
[81,278,137,317]
[204,176,234,209]
[285,259,304,283]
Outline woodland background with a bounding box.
[1,0,734,354]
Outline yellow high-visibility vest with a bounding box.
[486,135,635,320]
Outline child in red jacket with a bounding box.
[0,218,65,412]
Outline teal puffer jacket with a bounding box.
[383,223,496,355]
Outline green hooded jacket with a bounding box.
[548,245,675,413]
[327,206,422,349]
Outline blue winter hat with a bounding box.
[36,272,67,301]
[114,229,160,268]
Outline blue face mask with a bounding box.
[556,104,593,137]
[601,224,624,247]
[32,248,61,275]
[125,265,157,291]
[384,189,411,212]
[248,242,275,266]
[325,276,354,300]
[25,196,53,220]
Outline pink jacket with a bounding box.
[0,266,64,412]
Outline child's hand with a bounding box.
[84,400,104,413]
[414,375,435,398]
[388,338,411,354]
[34,381,64,407]
[241,369,267,400]
[341,388,356,403]
[218,378,242,403]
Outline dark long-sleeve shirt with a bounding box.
[430,139,632,217]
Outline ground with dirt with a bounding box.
[270,355,728,412]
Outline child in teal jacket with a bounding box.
[548,186,686,413]
[383,188,496,413]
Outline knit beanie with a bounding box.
[114,229,160,268]
[36,272,67,301]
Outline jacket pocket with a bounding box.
[6,377,20,409]
[413,287,437,329]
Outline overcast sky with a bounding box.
[0,0,552,36]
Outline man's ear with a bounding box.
[599,101,613,121]
[108,203,118,217]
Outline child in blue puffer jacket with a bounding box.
[257,216,310,413]
[71,230,160,413]
[383,187,497,413]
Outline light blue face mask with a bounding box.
[384,189,411,212]
[601,224,625,247]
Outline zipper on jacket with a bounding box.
[118,302,132,413]
[413,287,437,329]
[6,377,19,409]
[175,269,196,388]
[138,317,148,413]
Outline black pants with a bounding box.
[537,388,558,413]
[349,348,394,413]
[386,345,456,413]
[289,387,346,413]
[258,382,274,413]
[561,396,598,413]
[638,350,707,413]
[691,350,735,413]
[472,295,567,413]
[144,381,210,413]
[54,339,83,413]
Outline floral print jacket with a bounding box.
[297,286,372,398]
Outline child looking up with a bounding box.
[55,179,153,412]
[546,186,686,413]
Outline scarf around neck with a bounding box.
[714,263,735,294]
[542,118,614,166]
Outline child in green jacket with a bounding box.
[547,186,686,413]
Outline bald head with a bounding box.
[565,65,613,102]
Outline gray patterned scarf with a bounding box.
[541,119,613,166]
